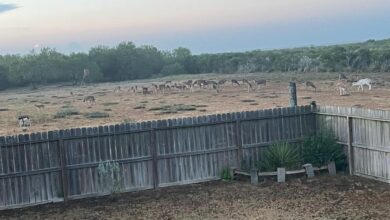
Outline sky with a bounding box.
[1,0,390,54]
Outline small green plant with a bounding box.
[102,102,119,106]
[302,131,346,169]
[84,111,109,118]
[97,161,122,194]
[257,142,300,171]
[220,167,232,181]
[54,108,80,118]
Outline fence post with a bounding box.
[151,129,159,189]
[289,82,297,107]
[235,120,243,169]
[347,116,354,175]
[58,138,69,202]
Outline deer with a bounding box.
[35,104,45,110]
[336,80,349,96]
[114,86,121,93]
[253,79,266,89]
[18,115,31,128]
[231,79,240,87]
[352,78,372,91]
[217,79,227,85]
[304,81,316,92]
[246,81,255,93]
[339,73,348,81]
[83,96,96,105]
[80,69,90,86]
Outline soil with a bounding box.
[1,72,390,137]
[1,174,390,219]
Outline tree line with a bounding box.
[1,39,390,90]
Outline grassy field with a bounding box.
[1,72,390,136]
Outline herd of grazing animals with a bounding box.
[14,73,378,131]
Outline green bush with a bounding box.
[257,142,300,171]
[84,111,109,118]
[302,131,346,169]
[220,167,232,181]
[54,108,80,118]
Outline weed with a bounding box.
[102,102,119,106]
[54,108,80,118]
[84,112,109,118]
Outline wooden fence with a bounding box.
[0,105,315,210]
[316,105,390,183]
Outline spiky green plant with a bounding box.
[257,142,300,171]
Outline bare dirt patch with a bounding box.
[1,174,390,219]
[1,72,390,136]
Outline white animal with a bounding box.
[352,78,372,91]
[18,116,31,127]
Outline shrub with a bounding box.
[257,142,300,171]
[97,161,122,194]
[84,111,109,118]
[302,131,346,169]
[220,167,232,181]
[54,108,80,118]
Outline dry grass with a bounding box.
[1,72,390,136]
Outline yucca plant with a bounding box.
[257,142,300,171]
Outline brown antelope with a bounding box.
[142,87,150,95]
[114,86,121,93]
[304,81,316,92]
[254,79,266,88]
[217,79,227,85]
[231,79,240,86]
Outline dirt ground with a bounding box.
[1,174,390,219]
[1,72,390,136]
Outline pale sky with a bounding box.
[1,0,390,54]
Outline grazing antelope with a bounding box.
[212,84,220,93]
[231,79,240,86]
[35,104,45,110]
[304,81,316,92]
[246,82,255,92]
[83,96,96,105]
[114,86,121,93]
[339,73,348,81]
[254,79,266,88]
[242,79,250,84]
[142,87,150,95]
[217,79,227,85]
[18,116,31,128]
[352,78,372,91]
[193,79,206,88]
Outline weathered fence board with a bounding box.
[317,105,390,183]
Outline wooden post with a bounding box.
[59,139,69,202]
[303,163,315,178]
[235,120,243,169]
[289,82,297,107]
[151,129,159,189]
[328,161,337,176]
[347,116,354,175]
[277,168,286,183]
[250,169,258,185]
